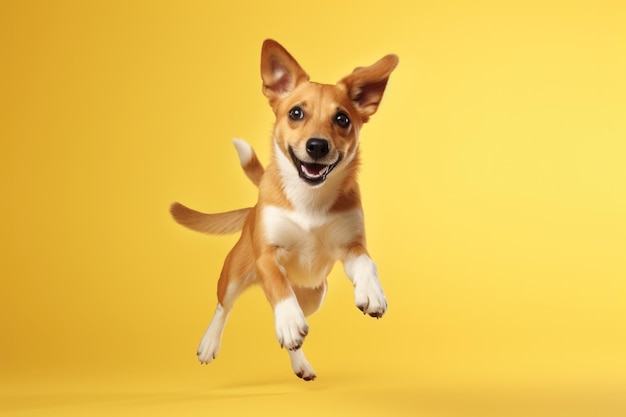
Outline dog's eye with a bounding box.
[289,106,305,121]
[334,112,350,128]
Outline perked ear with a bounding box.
[260,39,310,103]
[338,54,399,122]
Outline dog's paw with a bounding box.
[355,281,388,318]
[274,297,309,350]
[196,305,228,364]
[344,254,387,318]
[197,333,221,364]
[289,349,316,381]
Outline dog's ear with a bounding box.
[261,39,310,103]
[338,54,399,122]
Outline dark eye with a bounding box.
[289,106,305,121]
[334,112,350,128]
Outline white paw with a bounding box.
[197,333,221,364]
[232,138,253,165]
[288,349,316,381]
[344,254,388,318]
[197,304,228,364]
[355,281,388,318]
[274,297,309,350]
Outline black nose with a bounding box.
[306,138,330,159]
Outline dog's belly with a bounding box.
[262,205,364,287]
[280,247,335,287]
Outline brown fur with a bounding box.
[171,39,398,380]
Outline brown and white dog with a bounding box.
[171,39,398,381]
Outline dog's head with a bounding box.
[261,39,398,187]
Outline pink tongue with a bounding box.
[304,163,325,175]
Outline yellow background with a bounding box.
[1,0,625,415]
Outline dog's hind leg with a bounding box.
[288,348,316,381]
[197,302,231,364]
[197,274,252,364]
[293,282,327,317]
[284,283,326,380]
[197,238,255,364]
[233,138,264,186]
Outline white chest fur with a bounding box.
[261,205,364,287]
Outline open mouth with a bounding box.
[289,147,342,185]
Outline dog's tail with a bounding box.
[233,138,264,186]
[170,139,262,234]
[170,202,252,235]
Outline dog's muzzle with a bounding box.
[289,147,342,186]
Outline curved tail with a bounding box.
[170,202,252,235]
[170,139,263,235]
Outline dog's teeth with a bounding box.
[302,164,327,179]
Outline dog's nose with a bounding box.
[306,138,330,159]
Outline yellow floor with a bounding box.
[3,367,625,417]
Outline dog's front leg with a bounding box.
[257,249,309,350]
[343,245,388,318]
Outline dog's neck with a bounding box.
[270,140,359,215]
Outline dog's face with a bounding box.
[271,82,360,185]
[261,40,398,187]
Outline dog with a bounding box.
[171,39,398,381]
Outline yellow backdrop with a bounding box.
[1,0,625,416]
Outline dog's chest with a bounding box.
[261,205,363,286]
